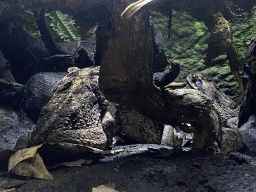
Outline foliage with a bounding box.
[194,22,205,36]
[152,7,256,97]
[16,9,40,37]
[152,10,214,83]
[17,9,82,42]
[47,10,81,42]
[229,6,256,58]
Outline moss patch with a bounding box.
[152,8,256,97]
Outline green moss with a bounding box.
[152,8,256,97]
[229,15,256,58]
[194,21,205,36]
[152,10,210,82]
[17,9,94,42]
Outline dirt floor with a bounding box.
[1,111,256,192]
[1,142,256,192]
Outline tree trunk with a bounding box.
[99,1,222,150]
[32,8,66,56]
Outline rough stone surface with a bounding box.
[14,130,32,150]
[239,115,256,152]
[28,67,107,149]
[161,125,183,147]
[22,72,66,122]
[227,117,239,129]
[102,111,117,148]
[0,79,24,107]
[0,110,35,152]
[0,106,19,131]
[239,128,256,152]
[221,127,245,154]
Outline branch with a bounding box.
[32,8,66,56]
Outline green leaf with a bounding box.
[16,9,81,42]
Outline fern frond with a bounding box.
[17,9,40,36]
[48,11,81,42]
[17,9,81,42]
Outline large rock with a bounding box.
[221,127,245,154]
[161,125,183,148]
[238,115,256,152]
[0,79,24,108]
[102,110,117,148]
[0,108,35,152]
[0,106,19,131]
[27,67,107,149]
[22,72,66,122]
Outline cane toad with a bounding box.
[187,74,239,128]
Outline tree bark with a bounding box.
[32,8,66,56]
[99,1,222,150]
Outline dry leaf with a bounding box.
[48,159,93,169]
[92,185,118,192]
[8,144,53,180]
[2,188,15,192]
